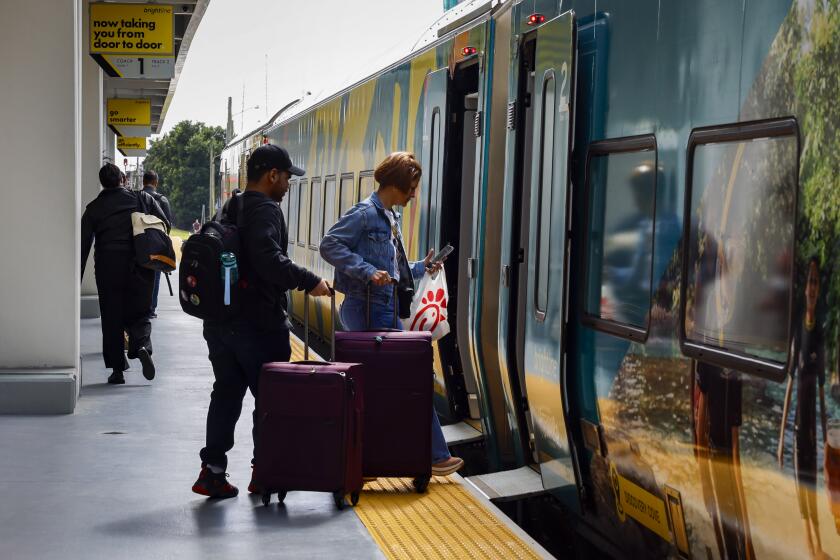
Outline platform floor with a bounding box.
[0,290,550,559]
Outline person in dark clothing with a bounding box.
[81,163,170,384]
[141,170,173,318]
[192,144,331,499]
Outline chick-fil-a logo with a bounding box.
[410,288,448,332]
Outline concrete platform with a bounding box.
[0,293,383,559]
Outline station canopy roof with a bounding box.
[101,0,210,134]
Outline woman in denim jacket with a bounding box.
[320,152,463,476]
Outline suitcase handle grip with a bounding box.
[303,285,337,361]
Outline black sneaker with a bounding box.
[192,466,239,499]
[107,370,125,385]
[138,347,155,381]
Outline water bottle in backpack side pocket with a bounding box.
[220,252,238,306]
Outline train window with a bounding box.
[283,181,298,243]
[339,173,355,217]
[582,135,658,341]
[680,118,799,380]
[359,172,376,202]
[309,178,323,248]
[534,73,555,319]
[323,176,337,237]
[297,179,309,246]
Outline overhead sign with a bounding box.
[107,98,151,137]
[117,137,147,157]
[97,55,174,79]
[90,3,174,55]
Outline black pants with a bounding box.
[200,320,291,470]
[94,251,154,370]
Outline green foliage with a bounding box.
[796,2,840,367]
[143,121,225,229]
[733,1,840,367]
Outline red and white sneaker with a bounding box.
[192,466,239,499]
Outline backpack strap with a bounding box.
[134,190,149,214]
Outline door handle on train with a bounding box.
[502,265,512,288]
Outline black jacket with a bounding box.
[81,188,169,277]
[142,186,173,224]
[229,191,321,329]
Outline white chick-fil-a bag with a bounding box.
[402,265,451,341]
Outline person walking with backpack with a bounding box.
[141,170,173,318]
[81,163,170,384]
[191,144,331,499]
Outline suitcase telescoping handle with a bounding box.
[366,280,398,330]
[303,283,336,361]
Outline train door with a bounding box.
[517,11,578,497]
[420,62,482,424]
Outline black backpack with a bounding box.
[179,195,243,321]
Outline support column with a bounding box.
[0,0,83,413]
[80,6,103,319]
[104,127,116,165]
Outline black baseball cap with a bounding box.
[247,144,305,177]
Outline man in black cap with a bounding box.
[192,144,331,498]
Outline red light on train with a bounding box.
[527,13,546,25]
[462,46,477,56]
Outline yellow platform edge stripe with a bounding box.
[355,475,549,560]
[289,337,551,560]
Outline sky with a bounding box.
[159,0,445,138]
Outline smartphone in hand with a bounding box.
[429,243,454,266]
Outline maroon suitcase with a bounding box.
[334,329,433,493]
[253,293,364,509]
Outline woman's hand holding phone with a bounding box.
[425,243,453,273]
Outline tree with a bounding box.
[143,121,226,229]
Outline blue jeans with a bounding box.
[151,271,160,313]
[340,296,451,464]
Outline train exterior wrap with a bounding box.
[218,0,840,557]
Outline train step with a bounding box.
[465,466,546,502]
[442,421,484,445]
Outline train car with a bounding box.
[219,124,271,206]
[238,0,840,557]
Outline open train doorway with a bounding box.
[420,61,482,427]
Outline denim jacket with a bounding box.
[320,192,425,304]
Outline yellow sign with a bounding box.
[609,462,672,542]
[90,3,174,56]
[107,98,151,127]
[117,137,146,150]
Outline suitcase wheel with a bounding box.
[333,491,346,510]
[412,476,430,494]
[350,491,360,506]
[277,491,287,504]
[261,492,271,507]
